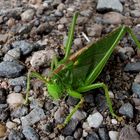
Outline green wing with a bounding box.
[55,26,126,89]
[72,26,126,87]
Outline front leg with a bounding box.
[77,83,123,121]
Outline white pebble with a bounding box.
[6,121,17,129]
[111,119,118,124]
[109,131,119,140]
[137,123,140,133]
[87,112,103,128]
[12,118,21,124]
[57,24,64,30]
[7,93,24,107]
[109,91,115,98]
[83,130,88,137]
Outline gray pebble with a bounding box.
[8,76,27,87]
[0,104,8,121]
[30,49,55,67]
[12,40,35,56]
[18,23,33,35]
[11,106,28,118]
[8,129,24,140]
[136,123,140,133]
[3,48,21,61]
[130,10,140,18]
[62,119,79,136]
[132,83,140,98]
[0,61,24,78]
[74,128,82,139]
[22,126,39,140]
[54,107,65,123]
[21,9,35,22]
[65,136,74,140]
[97,0,123,13]
[21,107,46,126]
[119,102,134,118]
[98,127,109,140]
[14,85,22,93]
[36,23,52,35]
[119,125,140,140]
[102,12,123,25]
[133,25,140,41]
[86,132,100,140]
[124,62,140,72]
[67,96,79,106]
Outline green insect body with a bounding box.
[25,12,140,129]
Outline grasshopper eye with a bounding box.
[47,82,62,99]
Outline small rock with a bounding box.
[21,107,45,126]
[82,122,90,130]
[0,61,24,78]
[18,23,33,35]
[87,112,103,128]
[111,119,118,124]
[86,132,100,140]
[97,0,123,13]
[3,48,21,61]
[7,93,24,108]
[119,102,134,118]
[21,9,35,22]
[14,85,22,93]
[74,128,82,139]
[57,3,65,11]
[11,106,28,118]
[132,83,140,98]
[0,123,6,138]
[12,40,35,55]
[0,88,7,104]
[74,38,82,47]
[133,25,140,41]
[72,109,87,121]
[8,129,24,140]
[65,136,74,140]
[67,96,79,106]
[119,125,140,140]
[109,131,119,140]
[131,10,140,18]
[54,10,63,17]
[98,127,110,140]
[30,49,55,67]
[8,76,26,88]
[0,104,9,121]
[22,126,39,140]
[54,107,65,123]
[137,123,140,133]
[62,119,79,136]
[132,98,140,106]
[0,34,8,44]
[86,24,103,37]
[36,23,52,35]
[57,24,64,30]
[6,121,17,129]
[134,74,140,83]
[124,62,140,72]
[7,18,15,27]
[102,12,123,24]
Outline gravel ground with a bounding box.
[1,0,140,140]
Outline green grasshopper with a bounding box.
[25,12,140,129]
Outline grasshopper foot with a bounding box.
[56,124,65,130]
[112,113,124,122]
